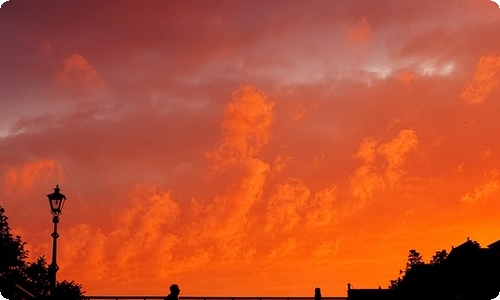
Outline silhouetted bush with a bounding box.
[0,206,85,299]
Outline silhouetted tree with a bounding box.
[389,239,500,300]
[389,249,424,289]
[430,249,447,264]
[0,206,29,295]
[55,280,85,299]
[24,256,51,297]
[405,249,424,270]
[389,271,403,289]
[0,206,85,299]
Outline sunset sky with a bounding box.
[1,0,500,297]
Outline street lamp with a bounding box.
[46,185,66,299]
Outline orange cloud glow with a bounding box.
[1,0,500,297]
[4,159,63,195]
[461,172,499,204]
[55,53,105,97]
[348,17,372,44]
[461,54,500,103]
[349,130,418,209]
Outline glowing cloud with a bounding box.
[461,178,500,204]
[350,137,384,207]
[57,85,279,292]
[58,184,182,290]
[268,237,299,259]
[203,85,273,244]
[273,155,293,173]
[2,0,500,296]
[461,55,500,103]
[350,129,418,208]
[4,159,63,195]
[208,85,274,170]
[265,178,310,232]
[348,17,372,44]
[378,129,419,186]
[306,187,337,227]
[397,71,415,86]
[55,54,105,96]
[313,240,340,259]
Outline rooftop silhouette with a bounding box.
[347,237,500,300]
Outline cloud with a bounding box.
[200,85,273,247]
[55,54,105,97]
[55,85,277,290]
[306,187,338,227]
[348,17,372,44]
[397,71,416,86]
[272,155,293,173]
[268,237,299,259]
[207,85,274,170]
[461,54,500,104]
[313,240,341,260]
[461,176,500,204]
[59,223,108,280]
[350,138,385,208]
[265,178,310,232]
[4,159,63,195]
[350,129,419,208]
[58,184,182,288]
[3,0,500,296]
[110,185,181,270]
[377,129,419,186]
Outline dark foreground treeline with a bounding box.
[349,238,500,300]
[0,206,85,299]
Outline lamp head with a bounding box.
[47,185,66,216]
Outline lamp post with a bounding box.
[46,185,66,299]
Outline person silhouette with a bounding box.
[164,284,180,300]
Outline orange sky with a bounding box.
[1,0,500,297]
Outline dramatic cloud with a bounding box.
[4,159,63,195]
[265,178,310,232]
[461,173,500,204]
[55,54,105,97]
[204,85,272,242]
[461,54,500,103]
[350,129,418,209]
[207,85,274,170]
[1,0,500,297]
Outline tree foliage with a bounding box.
[405,249,424,270]
[0,206,29,295]
[24,256,51,297]
[389,249,424,289]
[430,249,448,265]
[389,240,500,300]
[0,206,85,299]
[0,207,28,278]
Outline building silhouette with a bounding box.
[347,238,500,300]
